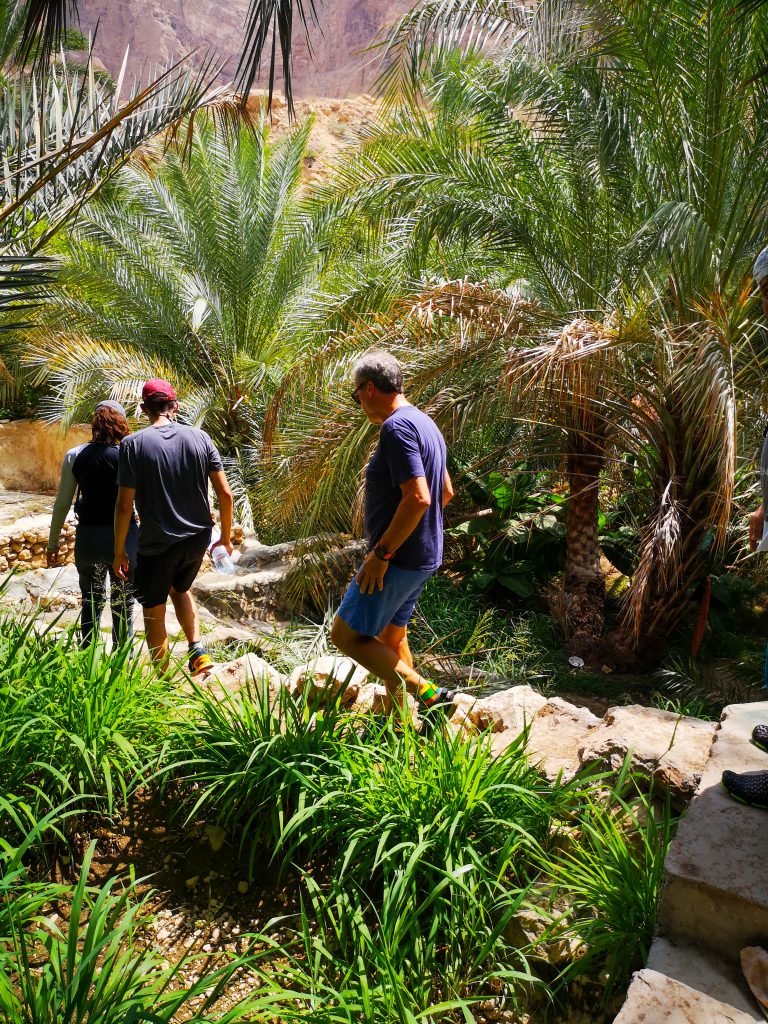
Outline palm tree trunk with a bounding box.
[561,432,605,655]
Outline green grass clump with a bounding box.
[0,607,178,838]
[0,836,273,1024]
[533,771,675,1004]
[161,680,352,875]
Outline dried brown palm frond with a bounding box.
[613,299,753,663]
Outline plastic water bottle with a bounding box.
[210,529,236,575]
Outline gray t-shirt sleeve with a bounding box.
[117,439,137,489]
[48,445,84,550]
[204,432,224,473]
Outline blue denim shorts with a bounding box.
[336,564,435,637]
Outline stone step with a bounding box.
[646,937,762,1019]
[614,968,763,1024]
[657,701,768,959]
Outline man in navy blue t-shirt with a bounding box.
[331,350,457,717]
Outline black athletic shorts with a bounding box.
[134,528,212,608]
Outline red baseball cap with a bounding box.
[142,378,176,402]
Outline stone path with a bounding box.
[615,701,768,1023]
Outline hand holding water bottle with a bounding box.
[210,527,237,574]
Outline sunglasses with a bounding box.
[350,382,365,405]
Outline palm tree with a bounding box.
[29,116,331,528]
[0,30,238,409]
[267,0,768,665]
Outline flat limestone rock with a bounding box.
[18,564,81,607]
[578,704,715,801]
[647,937,762,1016]
[287,655,370,705]
[613,969,762,1023]
[192,565,293,620]
[237,538,298,568]
[352,682,388,716]
[526,697,601,782]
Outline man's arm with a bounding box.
[209,470,234,554]
[356,476,431,595]
[442,470,455,509]
[113,486,136,580]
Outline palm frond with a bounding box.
[236,0,319,112]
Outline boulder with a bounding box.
[202,653,283,699]
[578,704,716,802]
[192,538,366,622]
[456,686,548,753]
[287,655,370,705]
[237,538,299,568]
[192,565,294,621]
[351,682,388,716]
[19,564,81,608]
[526,698,601,783]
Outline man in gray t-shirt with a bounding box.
[113,378,234,676]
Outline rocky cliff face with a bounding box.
[76,0,413,98]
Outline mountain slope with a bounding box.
[76,0,413,97]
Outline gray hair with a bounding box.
[352,349,403,394]
[755,245,768,285]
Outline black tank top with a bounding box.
[72,443,121,527]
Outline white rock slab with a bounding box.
[578,704,715,801]
[613,969,761,1023]
[204,653,283,699]
[658,701,768,959]
[526,697,601,782]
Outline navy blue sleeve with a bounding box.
[379,419,426,487]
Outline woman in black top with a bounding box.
[48,401,138,647]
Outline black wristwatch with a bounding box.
[373,542,395,562]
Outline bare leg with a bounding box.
[169,586,200,644]
[331,616,432,716]
[143,603,169,673]
[377,623,413,713]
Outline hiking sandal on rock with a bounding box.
[418,688,458,737]
[721,769,768,810]
[752,724,768,755]
[189,649,215,677]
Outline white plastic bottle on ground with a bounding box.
[210,528,236,574]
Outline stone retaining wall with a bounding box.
[0,515,76,574]
[0,516,245,576]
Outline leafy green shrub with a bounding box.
[449,466,566,600]
[281,719,554,891]
[0,608,177,834]
[248,870,544,1022]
